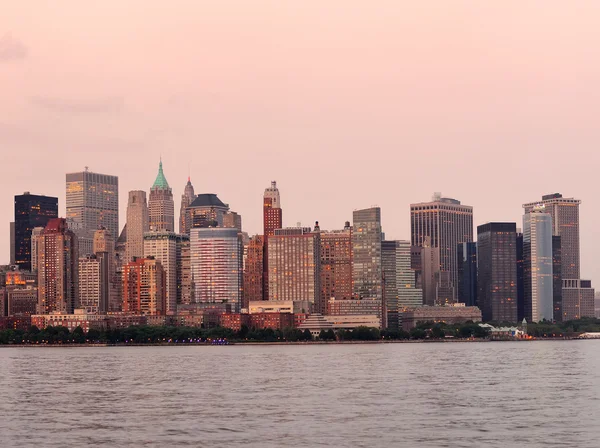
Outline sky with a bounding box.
[1,1,599,281]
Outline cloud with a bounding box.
[0,33,28,62]
[29,96,125,114]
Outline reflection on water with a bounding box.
[1,341,600,447]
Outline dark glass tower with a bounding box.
[14,192,59,271]
[457,242,477,307]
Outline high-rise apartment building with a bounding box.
[352,207,383,302]
[457,242,478,307]
[263,181,282,300]
[190,227,243,312]
[36,218,78,314]
[122,257,166,315]
[396,240,423,309]
[411,193,473,302]
[523,193,594,320]
[268,227,320,311]
[66,169,119,256]
[78,254,110,313]
[125,190,149,263]
[30,227,45,273]
[144,231,189,314]
[223,211,243,232]
[243,235,264,309]
[179,177,196,235]
[382,240,399,329]
[476,223,518,322]
[319,223,353,314]
[148,160,175,232]
[14,192,58,271]
[523,209,554,323]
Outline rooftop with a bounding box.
[188,193,228,209]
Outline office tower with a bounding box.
[78,254,109,313]
[148,160,175,232]
[382,240,399,329]
[14,192,58,271]
[552,236,562,322]
[125,191,149,263]
[243,235,264,309]
[66,169,119,256]
[268,227,320,310]
[263,181,282,300]
[178,238,193,306]
[187,194,230,228]
[122,257,166,315]
[223,211,243,232]
[352,207,383,301]
[320,222,353,314]
[36,218,78,314]
[523,193,594,319]
[396,240,423,308]
[179,177,196,235]
[144,231,189,314]
[523,209,554,322]
[419,238,441,306]
[476,223,518,322]
[457,242,478,307]
[410,193,473,302]
[30,227,44,273]
[190,227,243,311]
[516,232,525,321]
[9,222,15,265]
[93,228,115,313]
[563,280,595,320]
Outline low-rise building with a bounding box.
[248,300,311,315]
[401,305,482,331]
[8,287,38,316]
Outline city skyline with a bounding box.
[2,2,600,283]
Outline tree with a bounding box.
[302,329,313,341]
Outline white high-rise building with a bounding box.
[523,207,554,322]
[190,227,243,311]
[126,190,149,263]
[396,240,423,309]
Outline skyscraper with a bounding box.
[190,227,243,311]
[263,181,282,300]
[268,227,320,310]
[457,242,478,307]
[179,177,196,235]
[352,207,383,301]
[92,228,117,313]
[523,208,554,323]
[187,194,230,228]
[319,223,353,313]
[122,257,166,315]
[125,190,149,263]
[410,193,473,302]
[396,240,423,309]
[9,222,15,265]
[14,192,58,271]
[476,223,518,322]
[552,236,563,322]
[523,193,594,319]
[66,169,119,256]
[243,235,264,308]
[78,254,109,313]
[144,231,189,314]
[148,160,175,232]
[36,218,78,314]
[382,240,399,329]
[30,227,44,273]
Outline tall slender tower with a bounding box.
[36,218,79,314]
[263,181,282,300]
[65,169,119,256]
[125,191,149,263]
[149,160,175,232]
[179,177,196,235]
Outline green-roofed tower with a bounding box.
[148,159,175,231]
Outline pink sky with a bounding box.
[1,1,599,281]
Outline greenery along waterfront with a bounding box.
[2,318,600,345]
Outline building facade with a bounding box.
[243,235,264,309]
[36,218,79,314]
[410,193,473,302]
[396,240,423,309]
[352,207,383,301]
[78,254,110,313]
[457,242,478,307]
[190,227,243,312]
[267,227,320,310]
[122,257,166,315]
[562,279,595,321]
[263,181,282,300]
[14,192,58,271]
[148,160,175,232]
[179,177,196,235]
[476,223,518,322]
[125,190,149,263]
[66,169,119,256]
[319,223,353,313]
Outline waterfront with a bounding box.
[1,342,599,447]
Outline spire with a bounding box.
[152,159,170,190]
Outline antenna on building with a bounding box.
[85,166,89,172]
